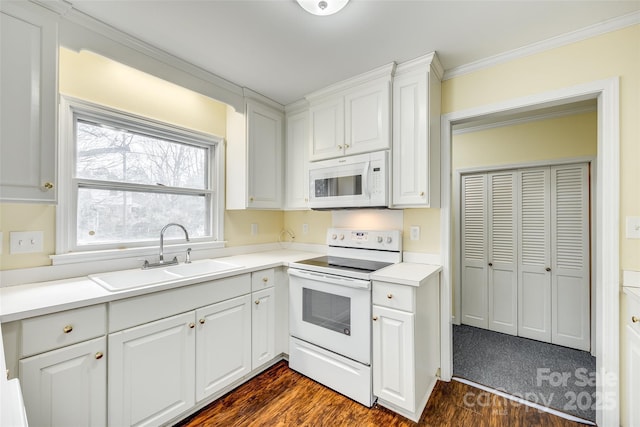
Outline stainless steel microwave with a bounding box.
[308,151,389,209]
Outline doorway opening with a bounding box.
[439,78,620,427]
[451,108,597,422]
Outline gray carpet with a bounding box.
[453,324,596,423]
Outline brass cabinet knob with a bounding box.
[249,197,254,202]
[63,325,73,334]
[372,316,378,321]
[632,316,639,323]
[419,191,425,197]
[337,145,343,150]
[199,319,205,325]
[387,294,393,299]
[344,144,350,149]
[255,300,260,305]
[43,182,54,190]
[188,322,195,329]
[262,277,269,283]
[95,352,104,360]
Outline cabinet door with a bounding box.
[461,174,488,329]
[372,305,415,412]
[20,337,106,427]
[627,324,640,427]
[195,295,251,402]
[518,168,552,342]
[285,109,309,209]
[246,101,283,208]
[309,97,344,161]
[345,80,390,156]
[252,287,276,369]
[392,72,427,206]
[551,164,590,351]
[487,172,518,335]
[108,312,195,427]
[0,4,57,202]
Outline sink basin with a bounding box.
[166,259,244,277]
[89,259,244,291]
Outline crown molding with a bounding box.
[443,10,640,81]
[395,51,443,80]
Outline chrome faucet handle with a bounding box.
[186,248,192,264]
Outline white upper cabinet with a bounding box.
[0,2,58,203]
[226,92,284,210]
[307,64,394,161]
[391,53,442,208]
[285,102,310,209]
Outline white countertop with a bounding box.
[624,286,640,302]
[0,249,319,323]
[371,262,441,287]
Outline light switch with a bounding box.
[251,223,258,236]
[10,231,44,254]
[0,231,3,255]
[626,216,640,239]
[302,223,309,234]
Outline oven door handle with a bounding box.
[288,268,371,290]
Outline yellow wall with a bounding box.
[0,205,55,270]
[283,211,332,244]
[453,111,597,170]
[443,25,639,271]
[224,210,284,247]
[402,209,441,254]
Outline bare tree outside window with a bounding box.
[75,119,213,246]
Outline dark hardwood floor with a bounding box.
[175,361,587,427]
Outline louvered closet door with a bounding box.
[518,168,552,342]
[461,174,488,328]
[488,172,518,335]
[551,164,590,351]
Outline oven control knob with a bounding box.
[339,234,345,240]
[386,236,392,243]
[331,234,337,240]
[377,236,383,243]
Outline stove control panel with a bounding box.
[327,228,402,251]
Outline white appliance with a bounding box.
[288,228,402,407]
[308,151,389,209]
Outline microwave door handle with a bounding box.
[362,161,371,198]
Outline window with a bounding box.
[57,97,224,256]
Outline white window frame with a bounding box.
[54,96,225,264]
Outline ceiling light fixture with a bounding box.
[297,0,349,16]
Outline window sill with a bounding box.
[50,241,226,266]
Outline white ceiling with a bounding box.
[68,0,640,106]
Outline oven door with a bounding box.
[288,268,371,365]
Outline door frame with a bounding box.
[440,78,619,427]
[453,157,597,353]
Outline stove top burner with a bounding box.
[296,256,393,274]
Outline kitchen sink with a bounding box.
[89,259,244,291]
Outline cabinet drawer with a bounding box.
[21,304,106,357]
[252,268,275,292]
[373,281,414,312]
[627,291,640,334]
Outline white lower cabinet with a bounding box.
[252,287,275,369]
[20,336,107,427]
[624,288,640,427]
[196,295,251,401]
[371,272,440,422]
[108,312,195,427]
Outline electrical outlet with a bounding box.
[302,223,309,234]
[410,226,420,241]
[10,231,44,254]
[0,231,3,255]
[251,223,258,236]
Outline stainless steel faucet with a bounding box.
[143,223,190,269]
